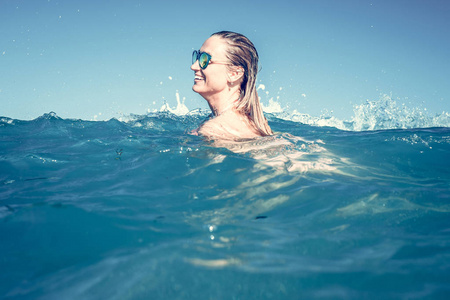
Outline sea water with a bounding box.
[1,98,450,299]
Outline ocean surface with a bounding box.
[1,100,450,299]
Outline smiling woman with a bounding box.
[190,31,273,140]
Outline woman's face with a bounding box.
[190,36,230,99]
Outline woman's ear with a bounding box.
[228,66,244,83]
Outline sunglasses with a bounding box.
[192,50,228,69]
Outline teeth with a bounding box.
[195,76,204,80]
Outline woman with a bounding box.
[190,31,273,140]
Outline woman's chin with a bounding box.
[192,83,204,93]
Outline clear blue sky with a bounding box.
[1,0,449,120]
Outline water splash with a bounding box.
[349,95,450,131]
[261,98,283,114]
[266,94,450,131]
[159,91,189,116]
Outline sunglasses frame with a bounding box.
[192,50,229,70]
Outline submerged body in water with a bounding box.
[1,111,450,299]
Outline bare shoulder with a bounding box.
[198,113,261,140]
[197,117,229,139]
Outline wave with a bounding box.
[149,92,450,131]
[2,94,448,132]
[153,93,450,131]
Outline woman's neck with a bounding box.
[207,90,241,117]
[212,101,236,116]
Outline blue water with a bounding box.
[1,107,450,299]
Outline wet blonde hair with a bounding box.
[212,31,273,136]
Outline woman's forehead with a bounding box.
[200,36,227,58]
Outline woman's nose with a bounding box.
[191,60,200,71]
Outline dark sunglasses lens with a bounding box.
[192,51,198,65]
[199,53,209,69]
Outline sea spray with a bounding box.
[263,94,450,131]
[152,87,450,131]
[159,91,190,116]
